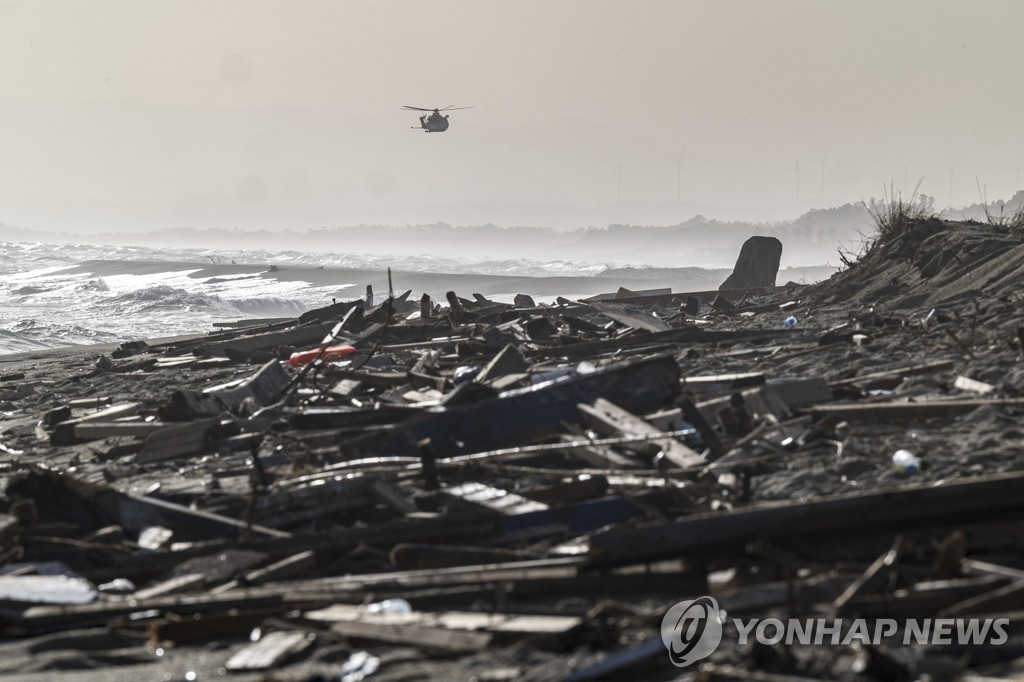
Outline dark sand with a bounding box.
[1,219,1023,679]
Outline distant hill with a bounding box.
[0,200,933,269]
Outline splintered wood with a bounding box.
[2,268,1023,680]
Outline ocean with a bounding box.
[0,240,622,354]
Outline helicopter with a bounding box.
[402,105,472,133]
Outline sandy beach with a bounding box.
[0,218,1023,679]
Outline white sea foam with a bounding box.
[0,240,619,354]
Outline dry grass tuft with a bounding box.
[838,181,934,268]
[866,180,933,244]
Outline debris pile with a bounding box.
[1,220,1024,680]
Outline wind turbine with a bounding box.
[676,150,685,203]
[612,157,622,203]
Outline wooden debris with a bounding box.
[50,402,145,445]
[589,302,673,332]
[137,417,223,463]
[162,359,290,419]
[9,260,1024,679]
[807,397,1024,421]
[578,398,704,468]
[345,354,682,458]
[226,630,316,671]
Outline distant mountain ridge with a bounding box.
[5,195,1019,268]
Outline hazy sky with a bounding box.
[2,1,1023,232]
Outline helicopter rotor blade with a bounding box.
[401,106,434,112]
[439,106,473,111]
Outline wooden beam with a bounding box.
[50,402,145,445]
[307,603,582,645]
[806,398,1024,421]
[193,324,327,358]
[344,354,682,458]
[72,421,165,440]
[588,302,673,333]
[162,359,291,420]
[526,328,787,359]
[226,630,316,671]
[588,472,1024,567]
[329,619,492,652]
[578,398,703,468]
[137,417,222,463]
[829,360,955,389]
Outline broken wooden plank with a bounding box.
[17,591,330,633]
[389,543,528,570]
[136,417,223,463]
[587,471,1024,567]
[307,603,581,646]
[556,433,642,469]
[226,630,316,671]
[244,557,583,596]
[527,328,786,359]
[298,299,362,325]
[344,354,682,458]
[211,550,321,595]
[162,359,290,420]
[444,482,549,515]
[806,398,1024,421]
[50,402,145,445]
[67,396,113,409]
[832,538,904,616]
[73,421,167,440]
[578,398,704,468]
[193,324,327,358]
[588,302,673,333]
[475,343,529,384]
[212,317,298,329]
[582,285,777,306]
[329,618,493,652]
[829,359,955,389]
[324,368,411,387]
[89,489,291,542]
[937,578,1024,618]
[681,372,765,393]
[133,573,206,600]
[86,511,502,585]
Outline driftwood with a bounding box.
[588,472,1024,566]
[162,359,291,419]
[588,302,673,332]
[50,402,145,445]
[192,324,327,358]
[807,397,1024,421]
[344,354,682,458]
[12,252,1024,679]
[578,398,704,468]
[225,630,316,671]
